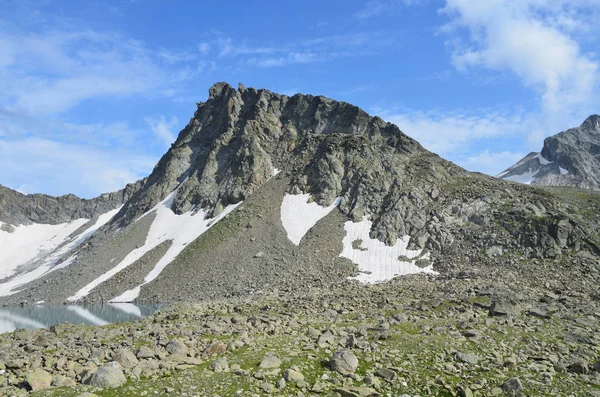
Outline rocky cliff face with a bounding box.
[1,83,599,305]
[0,180,145,228]
[498,115,600,190]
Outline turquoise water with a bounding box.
[0,303,164,334]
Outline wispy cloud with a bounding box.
[457,150,526,176]
[354,0,424,20]
[197,32,384,68]
[0,28,197,116]
[441,0,600,113]
[0,138,155,198]
[145,115,179,146]
[376,107,528,156]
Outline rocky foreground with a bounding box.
[0,257,599,397]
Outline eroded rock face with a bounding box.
[499,115,600,190]
[0,180,144,227]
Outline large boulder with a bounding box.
[330,349,359,375]
[26,369,52,391]
[88,362,127,388]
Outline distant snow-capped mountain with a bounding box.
[498,115,600,189]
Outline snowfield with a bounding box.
[0,219,90,280]
[280,193,341,245]
[340,217,437,283]
[0,208,121,296]
[69,188,242,303]
[503,169,539,185]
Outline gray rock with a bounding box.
[88,362,127,388]
[259,354,281,369]
[502,377,523,395]
[568,361,589,374]
[210,357,228,373]
[330,349,359,375]
[283,368,304,383]
[455,352,479,365]
[165,339,188,356]
[489,300,519,316]
[26,369,52,391]
[113,348,139,368]
[136,346,156,359]
[334,386,380,397]
[374,368,396,381]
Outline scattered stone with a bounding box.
[259,354,282,369]
[88,362,127,388]
[165,339,188,355]
[136,346,156,359]
[203,341,227,356]
[489,300,519,316]
[210,357,228,373]
[113,348,139,368]
[284,368,304,383]
[374,368,396,381]
[330,349,359,375]
[334,386,380,397]
[568,361,589,374]
[26,369,52,391]
[502,378,523,395]
[455,352,479,365]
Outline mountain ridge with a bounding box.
[498,114,600,189]
[0,83,599,306]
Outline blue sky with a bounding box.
[1,0,599,198]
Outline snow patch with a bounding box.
[0,208,121,297]
[69,190,242,303]
[503,169,539,185]
[340,217,437,283]
[534,153,552,165]
[0,218,90,280]
[559,166,569,175]
[281,194,341,245]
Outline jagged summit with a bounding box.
[498,114,600,190]
[0,181,143,227]
[581,114,600,130]
[111,81,424,230]
[1,83,599,306]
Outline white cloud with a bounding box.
[145,115,179,146]
[0,28,197,117]
[0,138,155,198]
[198,33,381,68]
[456,150,526,176]
[354,0,423,20]
[377,108,528,156]
[442,0,600,112]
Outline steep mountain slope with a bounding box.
[0,182,143,296]
[1,83,599,305]
[498,115,600,189]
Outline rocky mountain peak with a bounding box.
[112,82,423,230]
[581,114,600,131]
[499,114,600,190]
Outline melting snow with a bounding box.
[280,194,341,245]
[69,190,242,303]
[340,217,437,283]
[0,218,90,280]
[503,169,539,185]
[0,208,121,297]
[559,166,569,175]
[534,153,552,165]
